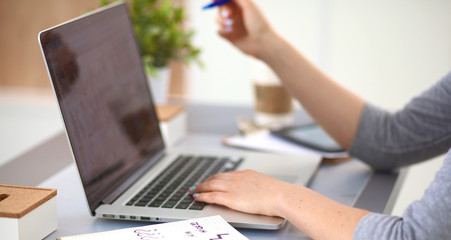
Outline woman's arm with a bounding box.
[349,74,451,169]
[192,151,451,240]
[354,150,451,239]
[219,0,451,165]
[217,0,365,149]
[259,32,365,149]
[191,170,369,240]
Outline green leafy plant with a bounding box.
[100,0,201,76]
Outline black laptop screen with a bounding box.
[40,3,165,213]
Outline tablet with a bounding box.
[271,124,345,153]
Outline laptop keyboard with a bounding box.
[126,154,242,210]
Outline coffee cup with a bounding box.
[252,61,293,128]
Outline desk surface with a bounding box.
[0,103,405,239]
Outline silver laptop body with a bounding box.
[38,2,320,230]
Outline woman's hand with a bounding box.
[190,169,369,240]
[215,0,276,58]
[189,169,296,217]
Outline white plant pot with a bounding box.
[147,67,171,104]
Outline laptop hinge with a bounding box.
[101,150,167,205]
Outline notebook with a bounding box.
[57,215,248,240]
[38,1,321,230]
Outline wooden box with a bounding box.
[156,105,187,147]
[0,185,57,240]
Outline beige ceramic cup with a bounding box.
[252,61,293,128]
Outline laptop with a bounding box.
[38,2,321,230]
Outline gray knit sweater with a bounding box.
[350,72,451,239]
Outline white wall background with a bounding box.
[185,0,451,110]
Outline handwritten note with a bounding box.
[58,216,249,240]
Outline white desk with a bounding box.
[0,89,62,167]
[0,103,405,239]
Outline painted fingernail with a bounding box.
[193,193,200,199]
[225,26,233,33]
[189,186,196,192]
[225,19,233,26]
[221,9,229,18]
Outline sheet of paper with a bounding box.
[223,130,349,159]
[59,215,248,240]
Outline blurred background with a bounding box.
[0,0,450,216]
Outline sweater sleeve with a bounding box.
[353,149,451,240]
[349,72,451,170]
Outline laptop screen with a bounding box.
[39,3,165,212]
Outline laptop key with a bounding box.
[175,202,190,209]
[155,196,166,201]
[148,200,164,208]
[135,201,148,207]
[162,200,178,208]
[189,202,205,210]
[180,196,194,203]
[140,197,152,202]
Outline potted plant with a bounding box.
[100,0,201,103]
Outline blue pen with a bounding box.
[202,0,232,10]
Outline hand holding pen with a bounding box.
[203,0,274,58]
[203,0,241,38]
